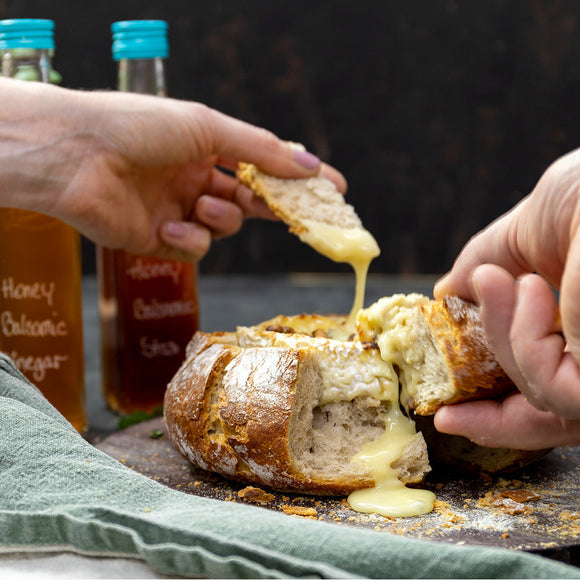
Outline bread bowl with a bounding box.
[164,320,430,496]
[164,295,546,507]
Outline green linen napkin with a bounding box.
[0,352,579,579]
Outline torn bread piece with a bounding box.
[356,293,516,415]
[237,162,380,321]
[237,162,377,258]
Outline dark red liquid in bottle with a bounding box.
[98,248,198,415]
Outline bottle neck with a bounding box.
[1,48,52,83]
[117,57,166,96]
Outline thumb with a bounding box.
[198,106,347,190]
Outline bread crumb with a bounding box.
[478,489,538,516]
[281,505,318,518]
[237,486,275,504]
[498,489,540,503]
[433,500,465,524]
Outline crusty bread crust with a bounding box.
[414,296,515,414]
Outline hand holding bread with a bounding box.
[434,148,580,450]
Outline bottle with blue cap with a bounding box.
[0,19,86,433]
[97,20,199,416]
[0,18,61,82]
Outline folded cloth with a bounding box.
[0,353,578,579]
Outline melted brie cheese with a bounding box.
[281,213,435,518]
[348,406,435,518]
[298,220,380,329]
[356,294,452,412]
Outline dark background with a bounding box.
[2,0,579,277]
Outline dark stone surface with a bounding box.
[3,1,579,275]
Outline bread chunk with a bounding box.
[237,162,363,235]
[356,294,516,415]
[237,162,380,267]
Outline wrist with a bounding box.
[0,78,90,215]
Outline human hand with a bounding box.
[0,78,346,262]
[433,147,580,449]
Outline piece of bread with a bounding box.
[236,162,380,263]
[237,161,363,236]
[356,293,517,415]
[164,325,430,496]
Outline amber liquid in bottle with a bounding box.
[0,209,86,431]
[98,248,198,415]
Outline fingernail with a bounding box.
[292,148,320,170]
[161,221,211,260]
[163,221,187,238]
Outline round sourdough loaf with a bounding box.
[164,296,550,495]
[164,326,430,495]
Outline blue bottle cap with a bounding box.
[0,19,55,50]
[111,20,168,60]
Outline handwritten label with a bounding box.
[0,277,71,382]
[126,259,183,285]
[122,260,196,364]
[133,298,196,321]
[9,350,69,382]
[139,336,181,359]
[1,311,68,337]
[1,277,55,306]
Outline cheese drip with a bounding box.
[291,216,434,518]
[298,220,380,329]
[348,406,435,518]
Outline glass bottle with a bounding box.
[0,19,86,432]
[97,21,199,416]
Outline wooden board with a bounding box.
[96,418,580,566]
